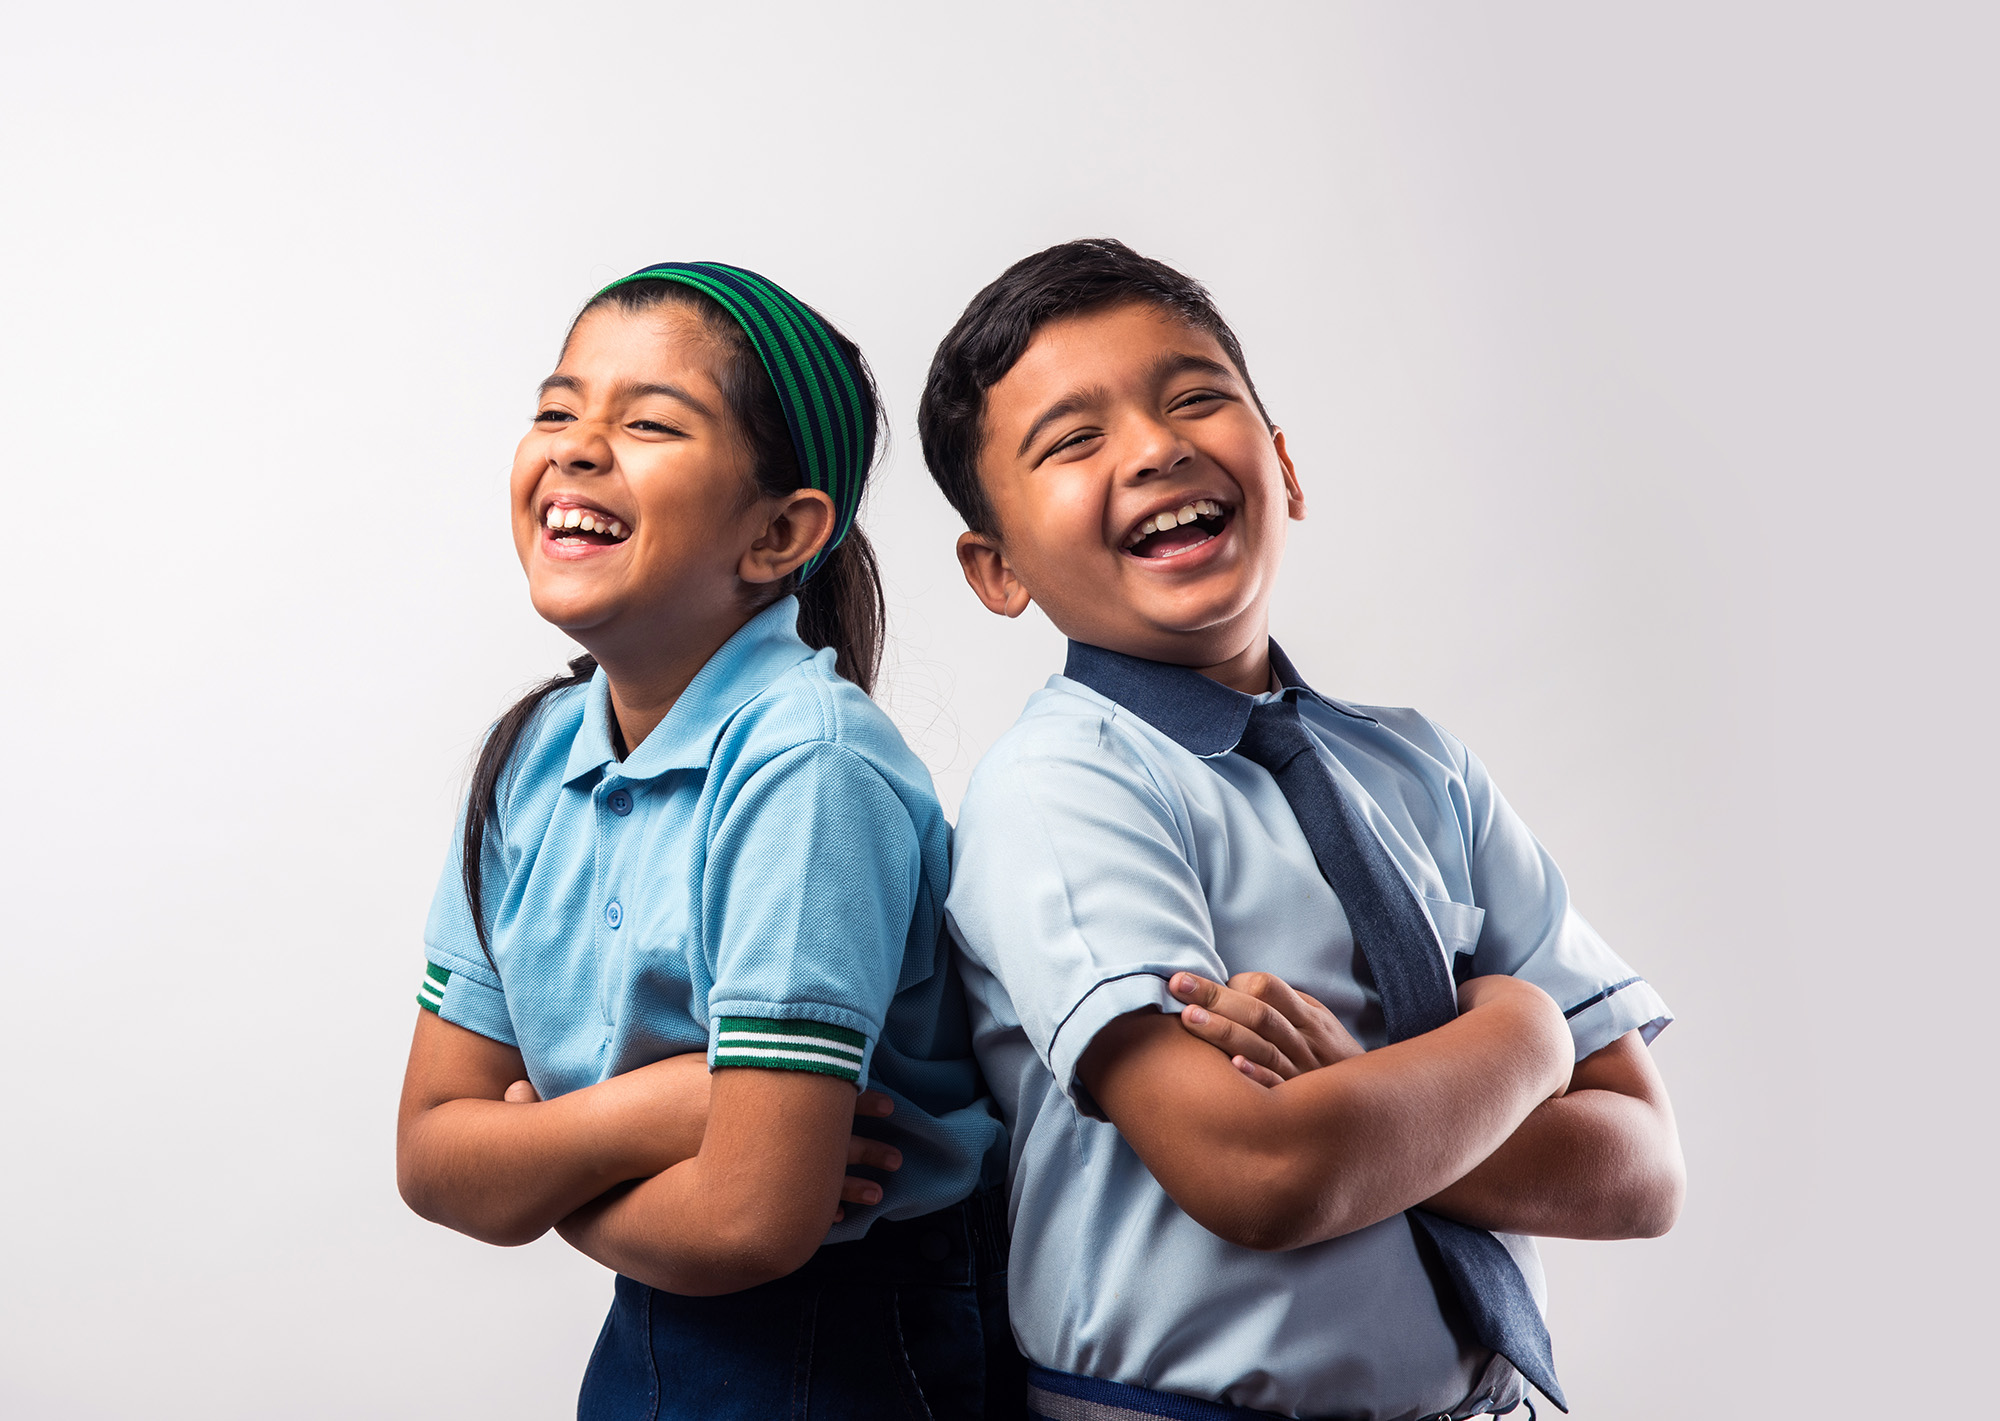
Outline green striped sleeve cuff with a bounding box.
[712,1017,866,1083]
[416,963,450,1014]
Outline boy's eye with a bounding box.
[534,408,574,424]
[1048,429,1102,458]
[629,419,684,436]
[1172,391,1224,412]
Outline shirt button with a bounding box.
[605,900,622,929]
[608,789,632,816]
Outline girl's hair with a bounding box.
[460,279,886,961]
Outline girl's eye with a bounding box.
[629,420,683,436]
[534,408,574,424]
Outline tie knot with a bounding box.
[1236,696,1313,773]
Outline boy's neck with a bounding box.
[1188,637,1275,697]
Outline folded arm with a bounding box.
[1078,974,1573,1252]
[1171,972,1684,1239]
[396,1011,897,1249]
[1422,1029,1683,1238]
[554,1066,872,1295]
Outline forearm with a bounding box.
[1424,1032,1685,1239]
[1085,980,1573,1252]
[399,1093,662,1245]
[556,1068,854,1295]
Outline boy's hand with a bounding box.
[1168,970,1364,1087]
[502,1075,903,1219]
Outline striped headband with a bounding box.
[594,261,869,584]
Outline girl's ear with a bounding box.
[740,489,837,585]
[956,531,1033,618]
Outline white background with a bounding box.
[2,4,1992,1416]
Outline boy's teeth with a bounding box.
[562,507,584,529]
[1132,500,1224,542]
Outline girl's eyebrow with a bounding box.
[537,373,717,419]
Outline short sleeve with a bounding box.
[1456,739,1673,1059]
[418,811,520,1049]
[945,715,1226,1117]
[701,741,923,1089]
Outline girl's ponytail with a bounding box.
[794,523,885,695]
[461,653,597,964]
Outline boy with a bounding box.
[920,239,1683,1421]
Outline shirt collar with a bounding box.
[1061,638,1376,758]
[562,596,816,785]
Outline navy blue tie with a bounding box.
[1236,696,1567,1412]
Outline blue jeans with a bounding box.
[578,1186,1025,1421]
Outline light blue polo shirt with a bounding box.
[946,641,1672,1420]
[418,596,1006,1242]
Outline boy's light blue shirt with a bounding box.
[420,596,1005,1241]
[946,642,1672,1419]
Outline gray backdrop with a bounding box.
[3,3,1991,1416]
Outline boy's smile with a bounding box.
[957,301,1305,690]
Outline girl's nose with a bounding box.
[549,419,613,475]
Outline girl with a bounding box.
[396,263,1018,1419]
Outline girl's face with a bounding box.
[512,303,770,649]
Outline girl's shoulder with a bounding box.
[720,647,939,806]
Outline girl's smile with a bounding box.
[511,304,769,649]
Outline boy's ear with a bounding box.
[1273,428,1307,521]
[740,488,836,585]
[955,532,1033,619]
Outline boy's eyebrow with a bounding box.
[537,373,717,419]
[1017,384,1109,457]
[1150,350,1239,386]
[1013,351,1242,458]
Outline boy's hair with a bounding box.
[918,238,1272,535]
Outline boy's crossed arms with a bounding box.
[1101,967,1681,1248]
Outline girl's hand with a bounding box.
[1167,970,1364,1088]
[503,1076,903,1219]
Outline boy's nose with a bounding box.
[1123,418,1195,481]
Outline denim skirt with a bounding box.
[578,1185,1025,1421]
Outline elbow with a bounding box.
[1626,1152,1687,1240]
[395,1153,545,1249]
[1183,1150,1360,1253]
[638,1210,824,1297]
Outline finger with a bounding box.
[502,1079,539,1104]
[1231,1055,1286,1090]
[840,1176,885,1207]
[1177,1000,1302,1078]
[1168,972,1226,1010]
[1185,978,1319,1074]
[847,1136,904,1172]
[1228,973,1353,1067]
[854,1091,895,1119]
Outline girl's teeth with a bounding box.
[543,505,630,541]
[609,520,626,538]
[562,507,584,529]
[545,506,561,529]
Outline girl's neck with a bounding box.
[590,604,760,757]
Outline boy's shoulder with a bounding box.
[964,671,1470,807]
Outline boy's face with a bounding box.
[958,301,1304,675]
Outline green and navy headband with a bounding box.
[594,261,869,584]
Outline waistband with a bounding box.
[1026,1366,1529,1421]
[781,1182,1009,1289]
